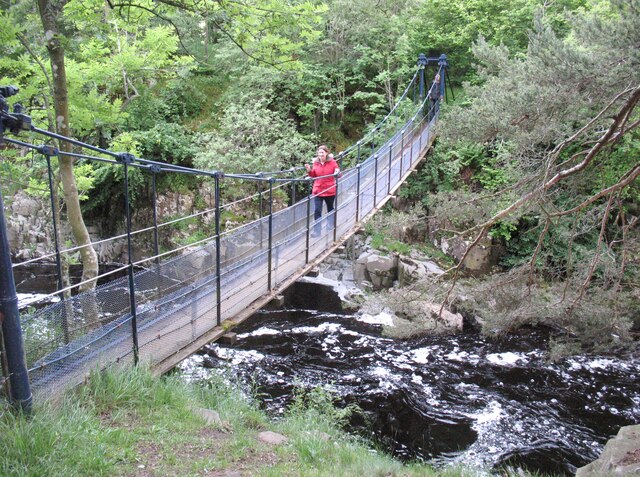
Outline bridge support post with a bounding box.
[355,164,361,222]
[120,156,139,365]
[43,151,69,344]
[333,172,339,242]
[373,153,378,207]
[400,129,405,178]
[258,174,264,249]
[151,165,161,265]
[267,178,274,290]
[258,180,263,218]
[418,53,427,101]
[372,129,376,157]
[387,141,393,195]
[0,189,33,413]
[305,194,310,264]
[409,124,414,168]
[438,54,448,104]
[384,119,388,146]
[214,172,222,326]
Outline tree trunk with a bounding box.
[37,0,98,292]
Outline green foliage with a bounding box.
[488,221,518,241]
[410,0,587,82]
[193,94,314,174]
[370,232,412,255]
[399,166,432,207]
[415,139,515,196]
[287,385,357,428]
[591,132,640,205]
[176,227,215,247]
[123,85,171,131]
[364,205,425,255]
[81,162,146,232]
[124,75,223,131]
[500,212,602,278]
[0,151,45,198]
[132,122,197,167]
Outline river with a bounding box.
[180,304,639,476]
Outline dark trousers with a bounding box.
[313,195,335,234]
[428,98,439,121]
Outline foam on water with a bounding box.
[486,352,527,366]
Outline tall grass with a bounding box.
[0,396,131,476]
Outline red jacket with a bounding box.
[308,159,340,197]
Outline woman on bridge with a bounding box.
[305,145,340,237]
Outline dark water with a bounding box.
[181,308,640,476]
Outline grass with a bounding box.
[0,365,523,476]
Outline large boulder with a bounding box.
[428,217,506,275]
[576,425,640,477]
[354,251,373,284]
[365,254,398,289]
[360,290,463,338]
[437,234,504,275]
[398,255,445,286]
[354,252,398,289]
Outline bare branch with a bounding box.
[465,85,640,238]
[554,86,637,169]
[572,192,616,306]
[528,211,551,290]
[550,164,640,218]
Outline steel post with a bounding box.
[214,173,222,326]
[418,53,427,100]
[44,154,69,344]
[305,193,310,264]
[291,179,296,205]
[333,173,339,242]
[151,166,160,265]
[122,160,139,365]
[409,125,414,167]
[388,141,393,195]
[373,153,379,207]
[372,129,376,157]
[0,190,32,412]
[267,179,273,290]
[355,165,361,222]
[400,129,405,179]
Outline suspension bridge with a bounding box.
[0,54,449,409]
